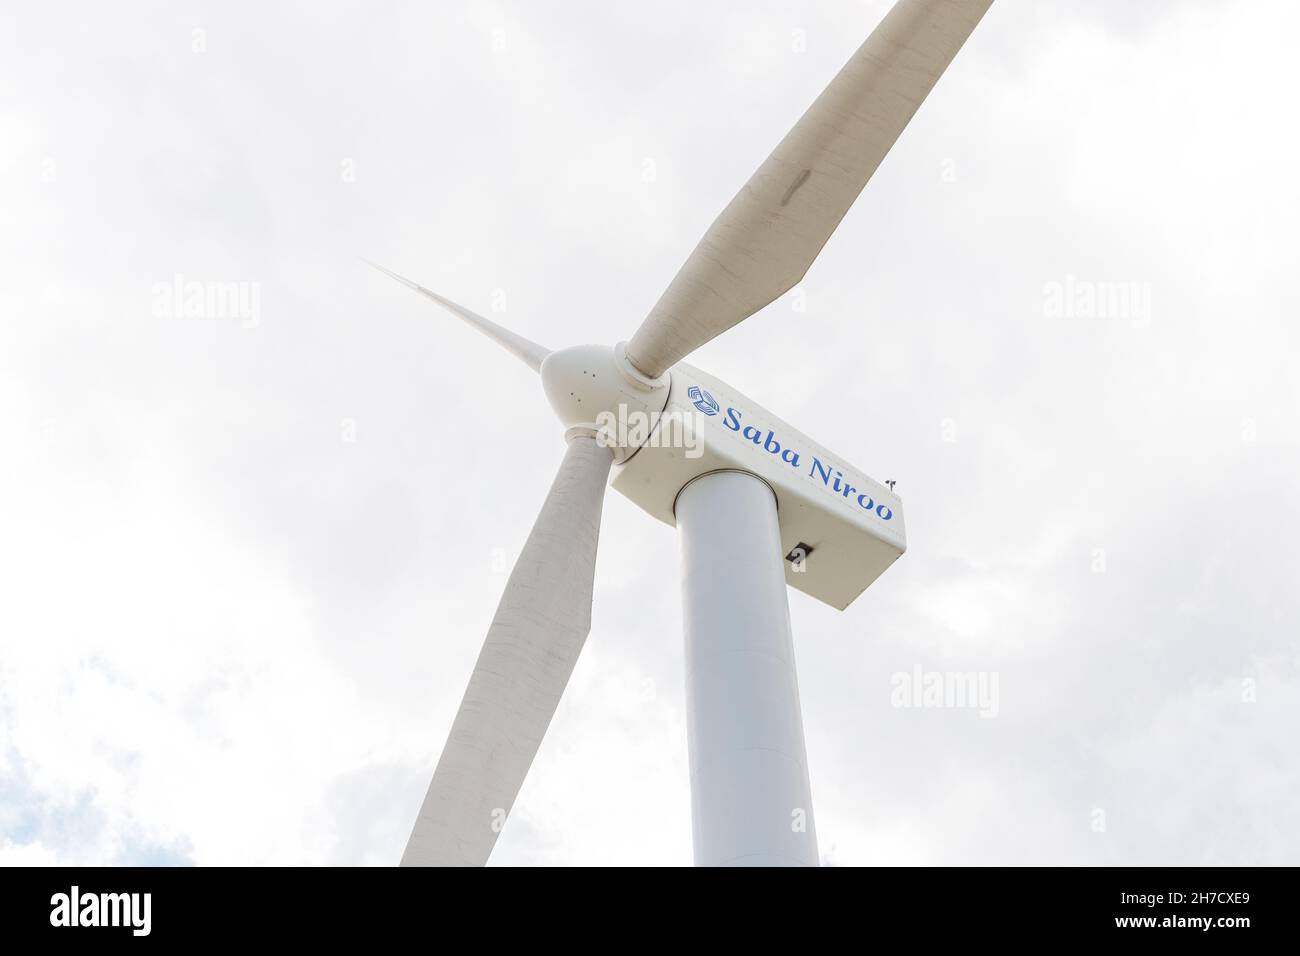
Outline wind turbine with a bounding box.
[371,0,994,866]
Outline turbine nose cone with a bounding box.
[540,344,618,432]
[539,344,671,459]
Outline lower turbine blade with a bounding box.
[401,436,615,866]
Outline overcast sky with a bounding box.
[2,0,1297,866]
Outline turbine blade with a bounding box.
[365,260,550,372]
[624,0,994,378]
[401,436,615,866]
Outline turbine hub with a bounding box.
[539,343,670,462]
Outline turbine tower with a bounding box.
[372,0,994,866]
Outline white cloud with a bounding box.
[0,0,1296,865]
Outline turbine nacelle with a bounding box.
[609,361,906,610]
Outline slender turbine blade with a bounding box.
[365,260,550,372]
[624,0,994,378]
[401,436,615,866]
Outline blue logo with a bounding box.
[687,385,719,416]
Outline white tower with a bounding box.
[678,471,819,866]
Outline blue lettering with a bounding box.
[719,410,894,523]
[810,457,832,486]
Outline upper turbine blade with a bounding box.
[365,260,550,372]
[401,436,615,867]
[624,0,994,378]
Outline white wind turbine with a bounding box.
[371,0,994,866]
